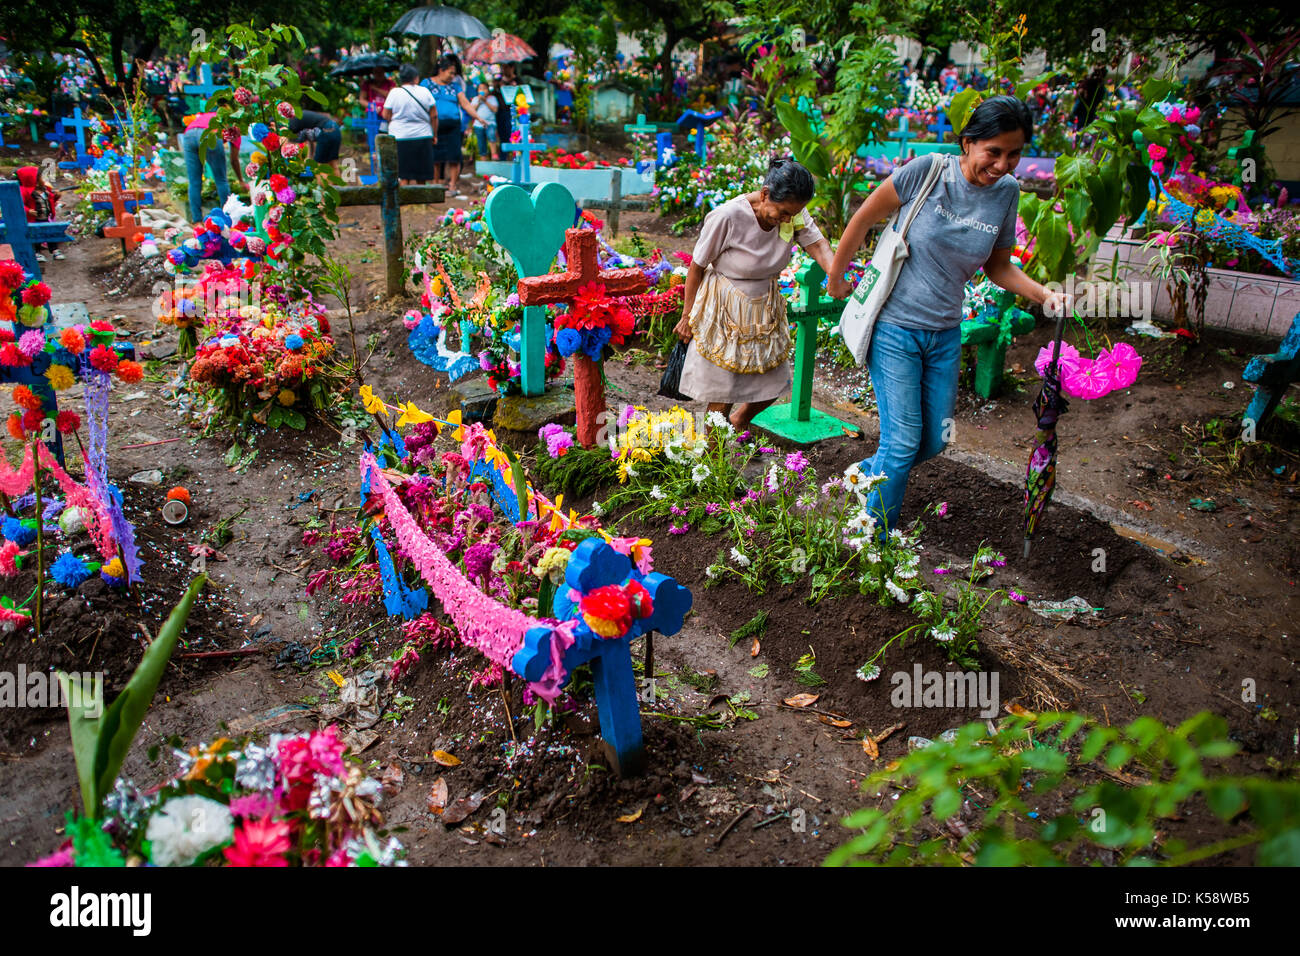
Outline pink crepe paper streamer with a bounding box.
[38,446,118,562]
[0,444,35,496]
[361,453,569,702]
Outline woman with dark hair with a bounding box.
[826,95,1067,533]
[674,157,836,429]
[382,64,437,185]
[422,54,478,198]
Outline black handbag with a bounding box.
[658,341,691,401]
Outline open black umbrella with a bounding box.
[389,5,491,39]
[329,53,401,77]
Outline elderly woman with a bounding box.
[826,95,1067,532]
[674,158,836,429]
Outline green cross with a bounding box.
[750,259,858,444]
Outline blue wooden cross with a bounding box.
[514,537,693,776]
[675,109,723,161]
[56,106,96,171]
[347,104,382,186]
[655,131,676,169]
[0,118,19,151]
[928,112,955,143]
[502,111,545,185]
[888,116,916,159]
[0,181,74,282]
[1242,308,1300,431]
[44,119,77,153]
[183,64,228,110]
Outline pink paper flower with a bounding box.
[1061,358,1112,400]
[1095,342,1142,390]
[1147,143,1167,161]
[1035,340,1082,379]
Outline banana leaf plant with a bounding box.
[57,575,207,817]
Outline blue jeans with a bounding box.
[859,321,962,532]
[181,127,229,224]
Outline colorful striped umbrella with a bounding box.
[462,33,537,64]
[1023,310,1071,558]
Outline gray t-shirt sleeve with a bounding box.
[994,183,1019,249]
[889,154,938,205]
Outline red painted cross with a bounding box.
[89,171,148,228]
[517,228,648,306]
[103,212,142,252]
[516,228,648,448]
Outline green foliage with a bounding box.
[729,609,769,647]
[531,441,620,500]
[828,710,1300,866]
[58,575,208,817]
[192,23,341,285]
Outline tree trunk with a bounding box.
[660,27,680,101]
[529,27,554,77]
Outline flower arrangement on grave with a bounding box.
[652,146,770,234]
[31,727,404,867]
[533,147,634,170]
[306,389,676,719]
[185,283,340,431]
[550,281,636,362]
[190,23,342,286]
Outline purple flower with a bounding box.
[758,446,776,454]
[275,187,297,204]
[933,568,950,575]
[479,351,494,372]
[705,502,720,515]
[463,542,496,581]
[737,430,751,442]
[669,523,689,534]
[784,451,809,474]
[1008,590,1027,603]
[669,504,688,517]
[936,501,948,517]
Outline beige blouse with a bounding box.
[690,195,825,298]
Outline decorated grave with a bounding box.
[313,386,693,775]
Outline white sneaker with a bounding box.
[53,250,66,260]
[35,253,47,262]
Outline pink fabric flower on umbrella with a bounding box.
[1034,340,1082,379]
[1096,343,1142,390]
[1062,358,1112,399]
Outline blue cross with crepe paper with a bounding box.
[407,313,479,381]
[183,64,228,110]
[502,111,545,184]
[513,536,693,775]
[0,120,18,151]
[360,435,428,620]
[675,109,723,161]
[44,119,77,153]
[655,131,676,169]
[348,104,383,186]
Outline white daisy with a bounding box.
[885,579,910,604]
[590,501,605,517]
[931,625,956,644]
[691,463,711,484]
[856,663,881,682]
[705,410,732,432]
[729,547,751,568]
[704,564,720,579]
[842,462,868,494]
[650,485,666,500]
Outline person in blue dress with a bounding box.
[422,54,477,198]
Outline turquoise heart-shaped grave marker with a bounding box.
[483,181,575,279]
[483,181,576,396]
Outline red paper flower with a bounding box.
[6,414,25,441]
[21,407,43,433]
[223,817,291,867]
[0,260,25,290]
[0,343,29,367]
[55,410,81,434]
[21,283,51,306]
[88,345,119,372]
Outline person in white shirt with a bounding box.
[381,64,438,186]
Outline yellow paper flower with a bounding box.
[359,385,386,417]
[395,401,434,428]
[278,389,296,406]
[45,364,76,392]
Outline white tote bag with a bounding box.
[838,153,947,365]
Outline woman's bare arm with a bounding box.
[673,262,708,341]
[826,178,904,298]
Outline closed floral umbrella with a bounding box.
[1023,310,1071,558]
[463,33,537,64]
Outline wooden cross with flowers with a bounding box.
[517,228,647,447]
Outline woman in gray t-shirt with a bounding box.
[826,96,1066,534]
